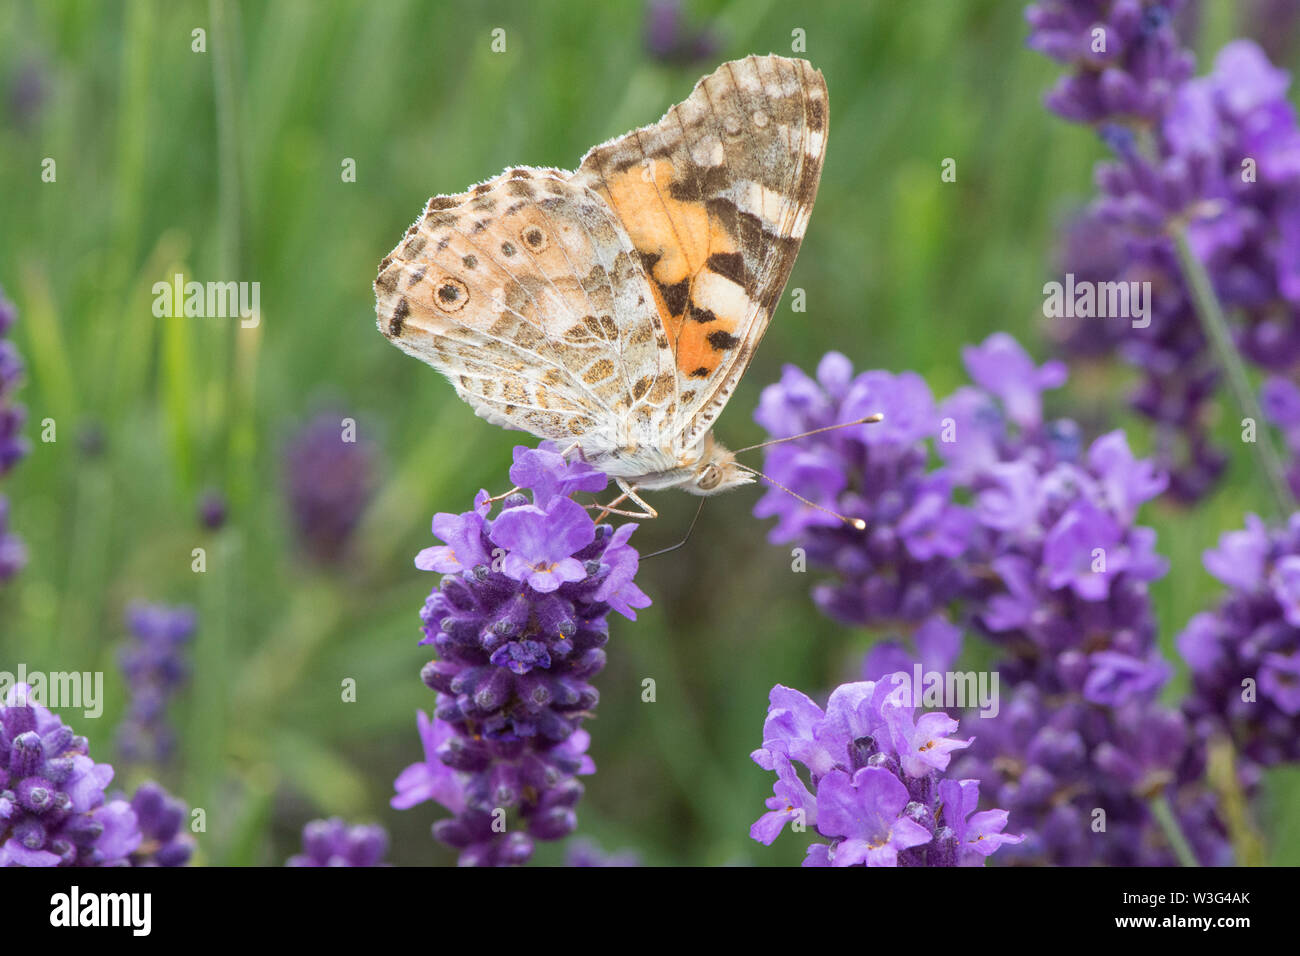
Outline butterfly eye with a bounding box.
[520,225,548,253]
[697,464,722,491]
[434,277,470,313]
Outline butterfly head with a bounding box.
[687,436,754,496]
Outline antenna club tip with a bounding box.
[849,518,867,531]
[862,413,884,424]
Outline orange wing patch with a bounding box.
[598,158,747,382]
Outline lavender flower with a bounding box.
[750,678,1022,866]
[283,412,376,564]
[941,340,1229,864]
[943,340,1170,703]
[643,0,719,65]
[287,817,388,867]
[754,336,1232,864]
[0,287,28,582]
[77,423,106,459]
[0,498,24,582]
[0,684,140,866]
[752,353,972,627]
[1026,0,1194,124]
[1030,2,1300,502]
[1260,376,1300,497]
[394,446,649,865]
[1177,513,1300,774]
[565,837,641,867]
[953,684,1228,865]
[1250,0,1300,64]
[116,603,197,765]
[7,59,48,129]
[122,781,195,866]
[941,338,1228,864]
[198,489,228,531]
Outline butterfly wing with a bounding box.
[375,167,676,452]
[571,54,828,455]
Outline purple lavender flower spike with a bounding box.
[643,0,719,65]
[287,817,389,866]
[758,338,1228,864]
[0,497,26,580]
[753,357,971,628]
[283,411,376,564]
[116,603,197,765]
[0,287,29,582]
[1030,5,1300,501]
[124,781,195,866]
[198,489,228,531]
[8,58,49,128]
[0,684,143,866]
[750,676,1021,867]
[565,837,641,867]
[1178,513,1300,769]
[0,289,27,477]
[1026,0,1195,124]
[1261,378,1300,496]
[396,447,647,865]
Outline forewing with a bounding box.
[571,54,828,453]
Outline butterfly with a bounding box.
[375,54,827,518]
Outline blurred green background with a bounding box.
[1,0,1297,865]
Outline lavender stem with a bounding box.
[1149,792,1200,867]
[1172,229,1296,517]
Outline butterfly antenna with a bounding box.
[642,496,707,560]
[734,463,867,531]
[732,413,884,455]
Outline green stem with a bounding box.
[210,0,246,505]
[1150,792,1200,867]
[210,0,241,280]
[1173,230,1296,518]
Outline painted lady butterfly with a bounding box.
[375,55,827,517]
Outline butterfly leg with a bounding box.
[591,479,658,522]
[556,440,585,461]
